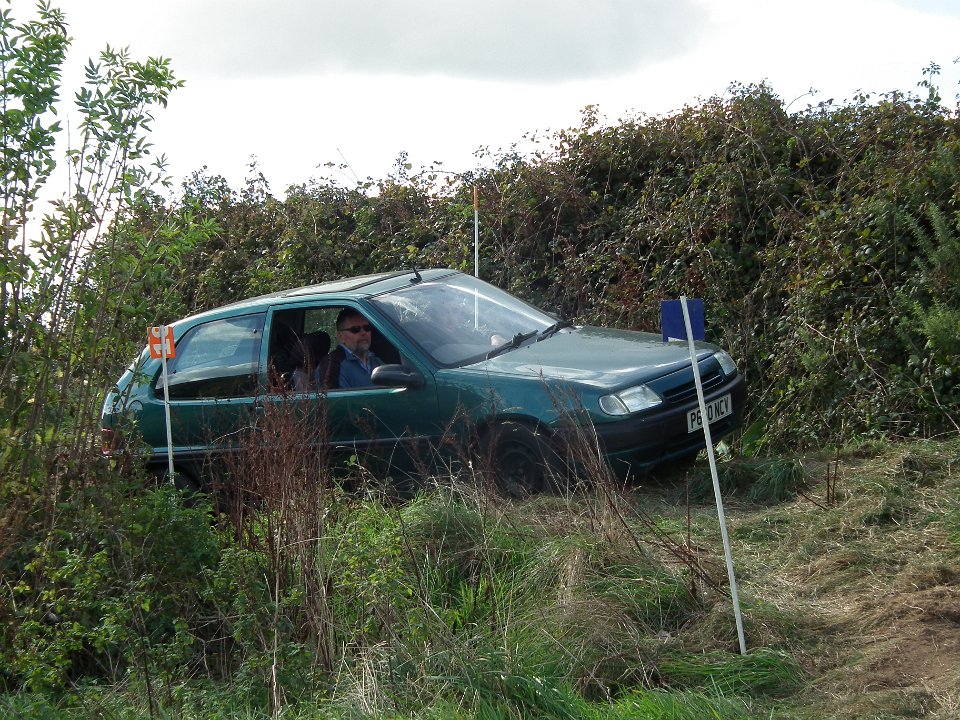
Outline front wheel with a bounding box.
[486,422,552,498]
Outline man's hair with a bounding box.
[336,307,364,329]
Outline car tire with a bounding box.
[151,467,202,496]
[487,422,552,498]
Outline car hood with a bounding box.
[474,326,714,388]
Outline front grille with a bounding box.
[661,365,724,404]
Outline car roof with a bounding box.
[173,268,461,327]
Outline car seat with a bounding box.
[300,330,330,385]
[269,322,302,387]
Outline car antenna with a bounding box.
[410,267,423,284]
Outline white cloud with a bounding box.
[7,0,960,193]
[103,0,711,82]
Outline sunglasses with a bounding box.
[339,324,372,334]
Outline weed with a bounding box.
[659,648,802,696]
[687,457,806,504]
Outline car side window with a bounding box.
[155,313,265,399]
[303,307,341,338]
[302,305,402,391]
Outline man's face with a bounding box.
[337,313,372,354]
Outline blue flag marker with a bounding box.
[661,298,704,342]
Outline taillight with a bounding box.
[101,428,116,454]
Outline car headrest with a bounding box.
[302,331,330,364]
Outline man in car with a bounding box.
[315,308,382,389]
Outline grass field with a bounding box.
[2,438,958,719]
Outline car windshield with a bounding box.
[371,274,557,366]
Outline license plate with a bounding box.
[687,394,733,433]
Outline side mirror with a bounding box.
[371,364,424,389]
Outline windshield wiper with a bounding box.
[537,319,573,341]
[486,330,538,360]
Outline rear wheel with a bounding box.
[487,422,552,498]
[151,467,202,498]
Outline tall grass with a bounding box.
[3,389,808,718]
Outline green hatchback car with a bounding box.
[102,269,746,495]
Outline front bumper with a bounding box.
[593,374,747,475]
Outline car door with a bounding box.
[261,302,442,476]
[150,312,266,472]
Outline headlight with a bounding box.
[599,384,662,416]
[715,350,738,377]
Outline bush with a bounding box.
[1,475,220,693]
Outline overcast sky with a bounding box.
[11,0,960,195]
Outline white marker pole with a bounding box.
[160,326,175,483]
[473,186,479,278]
[473,186,480,328]
[680,296,746,655]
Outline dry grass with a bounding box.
[202,404,960,720]
[671,438,960,718]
